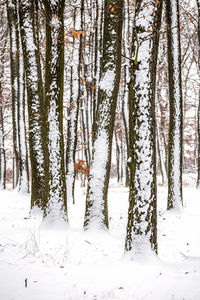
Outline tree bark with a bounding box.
[19,0,46,207]
[166,0,183,209]
[43,0,67,222]
[84,0,124,230]
[66,0,82,205]
[196,0,200,188]
[125,0,163,254]
[7,0,20,188]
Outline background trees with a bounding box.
[1,0,199,254]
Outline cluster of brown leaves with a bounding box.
[74,160,89,175]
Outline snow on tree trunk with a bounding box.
[66,1,81,205]
[0,90,6,190]
[196,0,200,189]
[93,0,104,127]
[122,0,132,187]
[7,1,20,188]
[44,0,67,222]
[84,0,124,230]
[0,31,7,190]
[166,0,183,209]
[19,0,46,207]
[125,1,163,255]
[17,24,29,193]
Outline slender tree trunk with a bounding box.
[43,0,67,222]
[125,1,163,254]
[84,0,124,230]
[19,0,46,207]
[166,0,183,209]
[93,0,104,129]
[122,0,131,187]
[0,31,7,190]
[7,1,20,188]
[0,86,6,190]
[17,26,29,193]
[66,1,81,204]
[196,0,200,188]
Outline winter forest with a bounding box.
[0,0,200,299]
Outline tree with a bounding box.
[7,0,20,188]
[166,0,183,209]
[84,0,124,229]
[196,0,200,188]
[19,0,46,206]
[43,0,67,221]
[0,5,8,190]
[17,24,29,193]
[125,0,163,254]
[66,0,82,204]
[7,0,29,193]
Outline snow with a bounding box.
[99,70,115,97]
[0,180,200,300]
[85,130,109,229]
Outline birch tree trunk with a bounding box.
[43,0,67,222]
[19,0,46,207]
[166,0,183,209]
[125,0,163,255]
[84,0,124,230]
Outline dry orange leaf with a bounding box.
[71,28,79,40]
[77,30,87,36]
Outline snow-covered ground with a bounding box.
[0,178,200,300]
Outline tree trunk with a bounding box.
[166,0,183,209]
[66,1,81,204]
[125,0,163,255]
[43,0,67,222]
[196,0,200,188]
[19,0,46,207]
[0,27,7,190]
[7,0,20,188]
[0,86,6,190]
[17,25,29,193]
[84,0,124,230]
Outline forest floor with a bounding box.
[0,175,200,300]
